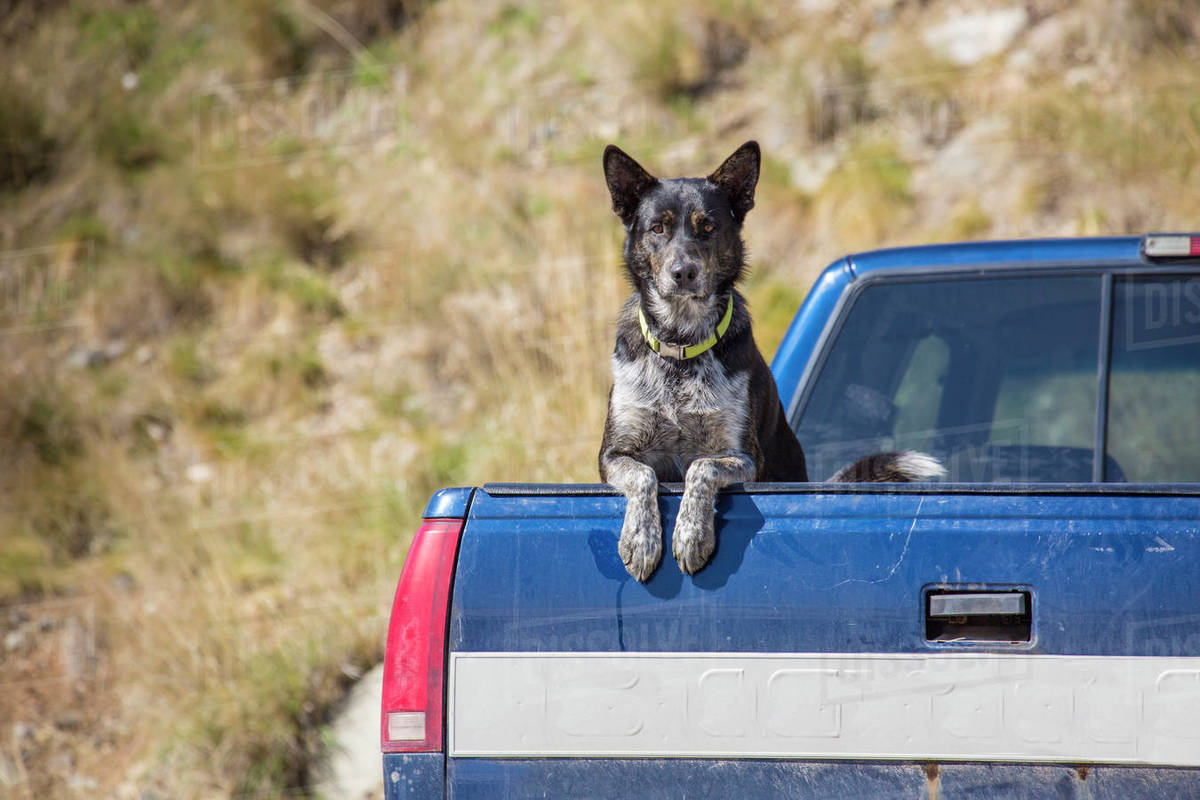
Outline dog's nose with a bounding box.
[670,263,698,287]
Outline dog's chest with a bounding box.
[610,354,750,459]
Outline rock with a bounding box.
[68,774,99,792]
[50,751,75,774]
[4,629,25,653]
[61,618,93,682]
[908,116,1025,236]
[923,7,1028,66]
[1006,48,1034,72]
[0,753,19,784]
[66,339,128,369]
[789,151,839,194]
[185,463,214,484]
[311,664,385,800]
[1021,9,1090,66]
[102,339,127,361]
[67,347,92,369]
[1065,65,1098,88]
[144,419,170,443]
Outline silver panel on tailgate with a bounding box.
[450,652,1200,765]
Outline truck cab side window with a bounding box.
[1107,276,1200,482]
[796,276,1103,483]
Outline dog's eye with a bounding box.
[703,222,715,234]
[651,223,665,235]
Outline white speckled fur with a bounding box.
[644,285,720,343]
[606,350,755,577]
[608,354,750,474]
[603,454,662,582]
[673,452,755,573]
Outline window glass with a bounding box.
[1107,276,1200,482]
[890,335,950,453]
[795,276,1102,482]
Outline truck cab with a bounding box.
[775,236,1200,485]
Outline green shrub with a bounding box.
[800,38,874,143]
[634,13,748,102]
[97,106,165,171]
[0,85,58,191]
[169,337,216,385]
[79,5,160,65]
[278,180,356,270]
[19,392,83,467]
[815,137,914,245]
[27,477,115,559]
[745,276,806,361]
[945,201,992,240]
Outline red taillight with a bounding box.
[381,518,463,753]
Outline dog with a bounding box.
[598,141,944,582]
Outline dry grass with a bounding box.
[1,0,1198,797]
[813,136,915,247]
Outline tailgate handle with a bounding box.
[928,592,1026,617]
[924,589,1032,644]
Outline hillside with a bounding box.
[0,0,1197,796]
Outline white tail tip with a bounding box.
[893,450,947,481]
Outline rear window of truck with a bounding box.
[1108,276,1200,481]
[794,272,1200,483]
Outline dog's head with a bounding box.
[603,142,760,335]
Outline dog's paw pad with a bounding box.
[672,510,715,575]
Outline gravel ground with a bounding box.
[311,664,385,800]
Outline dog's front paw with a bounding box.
[618,499,662,582]
[672,501,716,575]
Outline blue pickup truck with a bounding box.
[380,236,1200,799]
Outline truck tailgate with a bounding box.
[444,484,1200,797]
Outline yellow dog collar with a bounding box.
[638,295,734,360]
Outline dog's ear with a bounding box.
[708,141,760,223]
[603,145,657,227]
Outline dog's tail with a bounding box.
[827,450,946,483]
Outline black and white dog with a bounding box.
[598,141,943,582]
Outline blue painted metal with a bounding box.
[847,236,1144,276]
[769,256,852,402]
[422,487,474,519]
[382,752,443,800]
[445,759,1200,799]
[450,488,1200,656]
